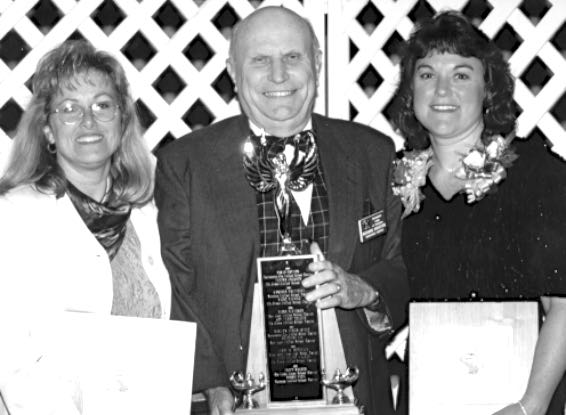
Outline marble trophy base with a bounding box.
[235,405,359,414]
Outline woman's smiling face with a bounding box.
[412,52,486,142]
[44,70,122,177]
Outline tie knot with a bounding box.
[250,130,314,156]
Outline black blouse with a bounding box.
[402,136,566,301]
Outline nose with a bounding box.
[434,76,450,97]
[80,107,96,127]
[269,59,289,83]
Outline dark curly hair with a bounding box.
[391,10,516,150]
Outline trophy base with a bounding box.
[235,403,360,414]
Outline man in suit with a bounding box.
[155,6,408,415]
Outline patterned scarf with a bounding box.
[65,179,131,260]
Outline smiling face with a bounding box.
[412,52,486,143]
[227,8,321,137]
[44,70,122,179]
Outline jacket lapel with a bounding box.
[314,114,362,269]
[211,117,260,293]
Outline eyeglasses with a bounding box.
[51,101,120,125]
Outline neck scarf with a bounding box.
[65,179,131,260]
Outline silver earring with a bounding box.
[47,142,56,154]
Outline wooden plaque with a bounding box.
[237,255,360,414]
[409,301,539,415]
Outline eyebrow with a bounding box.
[54,93,116,106]
[415,63,476,71]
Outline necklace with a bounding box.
[392,133,517,217]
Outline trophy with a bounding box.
[230,371,267,409]
[237,131,360,414]
[321,368,359,405]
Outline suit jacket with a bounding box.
[155,114,409,415]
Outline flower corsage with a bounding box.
[392,148,433,218]
[453,133,518,203]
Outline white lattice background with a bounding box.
[0,0,565,161]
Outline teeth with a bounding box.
[264,90,293,97]
[432,105,457,111]
[77,135,103,143]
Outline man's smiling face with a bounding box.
[227,7,321,137]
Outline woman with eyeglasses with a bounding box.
[0,40,173,413]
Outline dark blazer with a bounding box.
[155,113,409,415]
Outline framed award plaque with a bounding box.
[409,301,539,415]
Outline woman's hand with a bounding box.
[492,401,528,415]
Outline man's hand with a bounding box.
[205,386,234,415]
[303,242,377,309]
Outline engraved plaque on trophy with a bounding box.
[259,254,323,402]
[234,131,360,414]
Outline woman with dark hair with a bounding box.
[0,40,172,413]
[391,10,566,415]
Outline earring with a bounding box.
[47,142,56,154]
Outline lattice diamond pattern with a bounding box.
[27,0,62,31]
[153,1,186,37]
[0,30,30,68]
[153,65,186,104]
[521,56,553,96]
[0,99,22,137]
[92,0,126,35]
[461,0,492,22]
[492,23,522,56]
[0,0,564,161]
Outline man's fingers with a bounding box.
[206,387,235,415]
[304,278,341,302]
[309,241,325,261]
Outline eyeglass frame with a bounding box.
[49,101,121,125]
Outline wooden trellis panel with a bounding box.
[0,0,565,162]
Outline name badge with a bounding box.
[358,210,387,243]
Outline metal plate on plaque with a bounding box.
[259,254,324,404]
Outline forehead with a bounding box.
[417,52,484,70]
[237,10,312,56]
[54,70,116,99]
